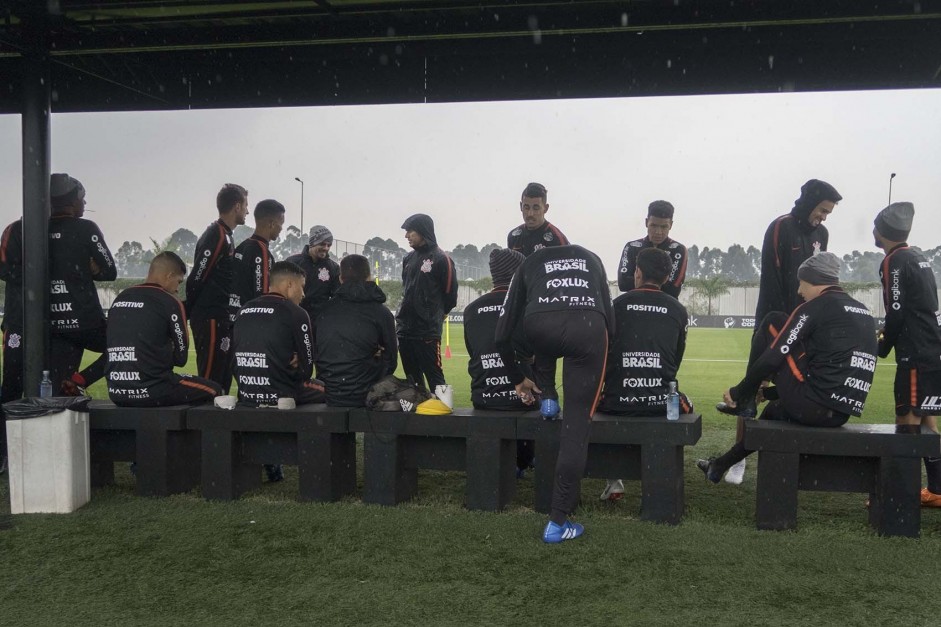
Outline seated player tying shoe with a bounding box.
[597,247,693,500]
[106,252,222,407]
[697,253,878,483]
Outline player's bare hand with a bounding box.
[722,388,736,408]
[515,377,542,405]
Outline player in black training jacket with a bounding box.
[872,202,941,506]
[599,247,693,500]
[506,181,569,257]
[754,179,842,325]
[315,254,397,407]
[43,174,117,395]
[1,218,26,408]
[699,253,877,483]
[617,200,688,298]
[233,199,284,311]
[107,252,222,406]
[463,248,534,474]
[396,213,458,390]
[601,248,693,415]
[495,244,614,544]
[286,224,340,324]
[185,183,249,394]
[233,261,324,407]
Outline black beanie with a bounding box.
[489,248,525,288]
[874,202,914,242]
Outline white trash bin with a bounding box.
[6,408,91,514]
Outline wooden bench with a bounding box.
[186,404,355,502]
[744,420,941,538]
[517,412,702,525]
[88,401,199,497]
[348,408,520,512]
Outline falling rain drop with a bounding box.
[666,59,672,69]
[768,55,774,70]
[621,13,628,27]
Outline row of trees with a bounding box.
[113,226,941,284]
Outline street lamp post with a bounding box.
[888,172,896,205]
[294,177,305,236]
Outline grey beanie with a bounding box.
[874,202,914,242]
[797,252,841,286]
[308,225,333,246]
[50,173,84,199]
[489,248,525,288]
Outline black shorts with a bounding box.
[894,366,941,417]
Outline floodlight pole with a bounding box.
[294,177,305,236]
[888,172,896,205]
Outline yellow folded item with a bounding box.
[415,398,452,415]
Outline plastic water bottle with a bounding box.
[40,370,53,398]
[666,381,680,421]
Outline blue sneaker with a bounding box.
[542,519,584,544]
[540,398,561,420]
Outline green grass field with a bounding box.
[2,328,940,626]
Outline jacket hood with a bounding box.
[401,213,437,247]
[335,280,387,304]
[790,179,842,230]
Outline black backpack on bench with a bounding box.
[365,375,434,412]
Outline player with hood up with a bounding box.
[396,213,458,390]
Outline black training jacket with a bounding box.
[879,244,941,370]
[233,234,273,311]
[755,208,828,323]
[186,219,237,322]
[617,236,688,298]
[1,217,116,332]
[506,221,569,257]
[599,287,688,412]
[732,286,877,416]
[314,281,397,407]
[286,247,340,323]
[495,244,615,385]
[396,215,458,339]
[463,288,533,410]
[47,215,117,333]
[233,292,314,406]
[106,283,189,403]
[0,220,24,331]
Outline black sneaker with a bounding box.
[715,402,739,417]
[264,464,284,483]
[715,401,757,418]
[696,458,724,484]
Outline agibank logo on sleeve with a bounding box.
[779,314,809,354]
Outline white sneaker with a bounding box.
[724,459,746,485]
[599,479,625,501]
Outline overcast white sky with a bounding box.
[1,88,939,275]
